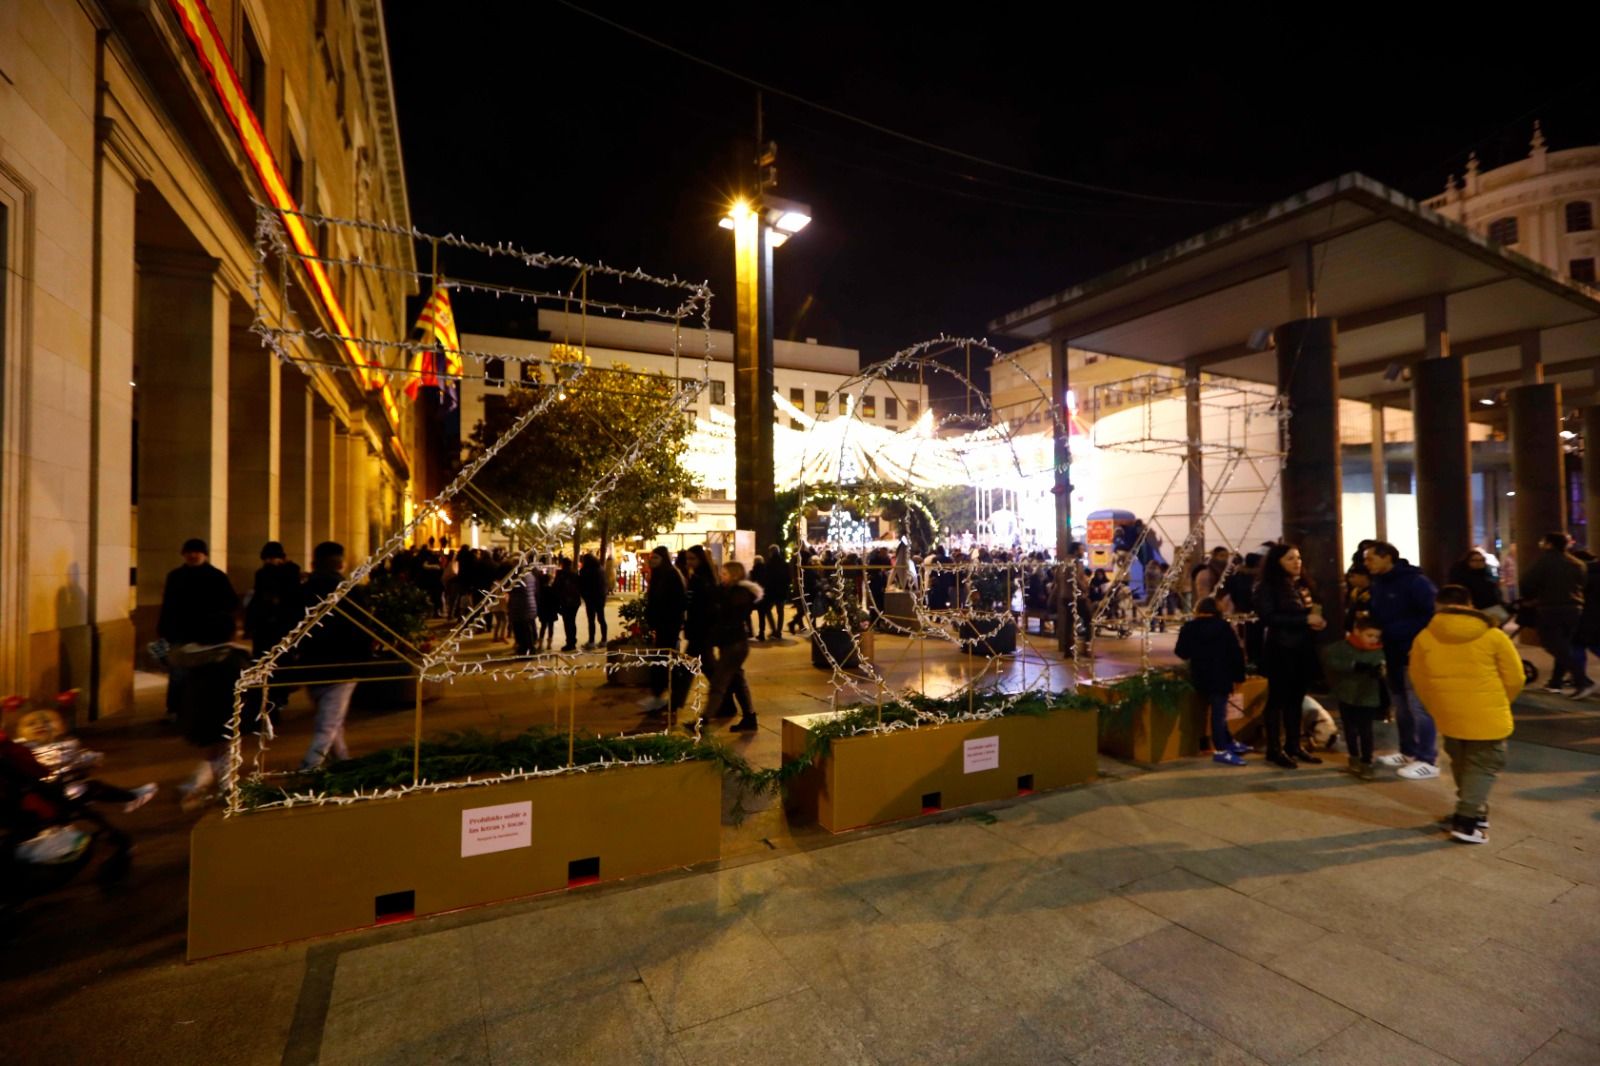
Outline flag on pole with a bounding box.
[406,281,464,403]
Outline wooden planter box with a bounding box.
[1084,676,1268,764]
[188,760,720,960]
[810,627,875,670]
[781,708,1098,833]
[959,618,1018,656]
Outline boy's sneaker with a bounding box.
[1228,740,1252,754]
[1357,762,1377,781]
[1375,753,1410,767]
[1542,683,1567,694]
[1572,683,1598,700]
[1397,761,1440,780]
[1212,751,1247,767]
[1449,815,1488,844]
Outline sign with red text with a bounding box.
[460,801,532,857]
[963,736,1000,774]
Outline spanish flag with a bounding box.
[405,281,464,401]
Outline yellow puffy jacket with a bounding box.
[1409,607,1523,740]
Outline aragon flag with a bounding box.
[405,281,464,403]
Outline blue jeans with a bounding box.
[1394,670,1438,765]
[302,682,357,770]
[1207,690,1234,750]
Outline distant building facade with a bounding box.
[1425,124,1600,286]
[460,311,929,548]
[0,0,417,716]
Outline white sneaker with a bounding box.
[1374,753,1410,767]
[1397,761,1441,780]
[1572,684,1597,700]
[122,783,158,813]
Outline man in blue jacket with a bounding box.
[1363,542,1439,779]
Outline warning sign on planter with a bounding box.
[963,736,1000,774]
[461,801,532,857]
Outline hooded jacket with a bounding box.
[1409,606,1523,741]
[1367,560,1436,670]
[709,580,764,647]
[1174,614,1246,695]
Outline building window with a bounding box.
[485,357,505,386]
[790,418,802,430]
[862,395,876,418]
[789,387,804,409]
[240,18,267,119]
[1573,258,1597,285]
[1487,216,1519,246]
[838,395,849,415]
[520,360,538,384]
[1566,201,1594,233]
[884,397,898,420]
[905,399,919,421]
[710,379,726,405]
[287,136,306,209]
[814,389,827,414]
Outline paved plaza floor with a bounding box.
[2,610,1597,1065]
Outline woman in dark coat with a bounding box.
[1445,549,1505,614]
[1254,543,1329,768]
[690,561,763,733]
[577,552,607,649]
[764,544,791,638]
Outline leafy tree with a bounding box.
[462,350,699,554]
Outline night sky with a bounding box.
[383,6,1599,381]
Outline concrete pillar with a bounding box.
[226,313,281,591]
[1412,357,1472,585]
[311,397,336,544]
[1585,405,1600,556]
[88,124,142,718]
[1369,405,1388,543]
[732,210,776,548]
[1050,336,1073,654]
[1275,318,1343,630]
[1185,358,1204,535]
[342,410,371,561]
[279,367,313,566]
[134,249,230,620]
[1509,383,1566,576]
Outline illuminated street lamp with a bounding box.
[721,193,811,548]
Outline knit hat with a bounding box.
[181,538,208,555]
[260,541,287,560]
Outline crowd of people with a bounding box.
[1174,530,1598,845]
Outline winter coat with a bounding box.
[246,562,303,652]
[577,559,605,607]
[552,568,582,614]
[1521,549,1585,610]
[535,571,559,623]
[1409,606,1524,741]
[508,572,536,623]
[683,566,717,641]
[1578,560,1600,646]
[1367,561,1436,671]
[1174,615,1246,695]
[1319,639,1387,709]
[709,581,763,648]
[1254,577,1318,653]
[294,570,373,683]
[644,561,687,638]
[764,549,791,600]
[1445,563,1505,612]
[158,563,239,645]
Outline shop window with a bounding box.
[1566,201,1594,233]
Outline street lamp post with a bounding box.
[721,196,810,551]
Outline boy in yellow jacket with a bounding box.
[1408,584,1525,844]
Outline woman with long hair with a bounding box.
[1254,543,1329,768]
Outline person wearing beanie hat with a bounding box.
[157,537,239,717]
[246,541,302,658]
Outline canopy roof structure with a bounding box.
[991,174,1600,407]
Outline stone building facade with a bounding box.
[0,0,417,718]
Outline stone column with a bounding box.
[1585,404,1600,556]
[1369,404,1387,543]
[1275,318,1343,629]
[342,410,371,561]
[134,249,229,620]
[311,396,336,544]
[279,366,313,566]
[1412,357,1472,585]
[1509,383,1566,576]
[88,121,144,718]
[226,311,281,591]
